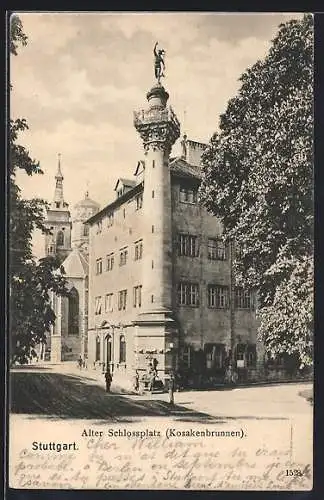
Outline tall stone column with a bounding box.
[134,85,180,314]
[133,84,180,380]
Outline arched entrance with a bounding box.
[105,334,113,372]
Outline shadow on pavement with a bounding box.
[10,371,216,422]
[10,365,51,371]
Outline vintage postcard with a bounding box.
[8,12,313,491]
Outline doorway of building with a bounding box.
[105,334,113,372]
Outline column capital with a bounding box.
[134,107,180,153]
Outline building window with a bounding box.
[119,335,126,363]
[96,221,102,234]
[134,240,143,261]
[247,344,257,367]
[208,285,229,309]
[208,238,227,260]
[152,225,154,233]
[235,343,246,368]
[152,190,155,198]
[95,336,101,361]
[56,230,64,247]
[182,345,191,369]
[133,285,142,308]
[136,193,143,210]
[179,186,198,204]
[119,248,128,266]
[235,287,253,309]
[105,293,113,313]
[118,289,127,311]
[96,258,103,274]
[178,282,199,307]
[83,224,89,237]
[179,234,199,257]
[95,296,102,315]
[68,287,79,335]
[205,344,225,370]
[107,212,114,228]
[106,253,114,271]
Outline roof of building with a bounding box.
[134,160,145,177]
[61,248,88,278]
[114,178,137,191]
[87,182,143,224]
[170,157,202,181]
[74,191,100,209]
[87,157,202,225]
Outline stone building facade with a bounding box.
[86,83,260,388]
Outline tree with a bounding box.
[199,15,313,367]
[9,15,67,364]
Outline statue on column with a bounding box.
[154,41,166,84]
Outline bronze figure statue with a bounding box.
[154,41,165,83]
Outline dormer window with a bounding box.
[115,178,136,199]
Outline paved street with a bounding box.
[10,364,312,422]
[9,364,313,490]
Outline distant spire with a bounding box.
[53,153,67,208]
[56,153,63,179]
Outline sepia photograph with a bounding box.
[8,11,313,490]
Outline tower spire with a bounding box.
[56,152,63,179]
[53,153,67,208]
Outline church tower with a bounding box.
[44,154,72,263]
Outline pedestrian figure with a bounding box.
[147,362,155,392]
[105,369,112,393]
[149,370,156,392]
[169,372,175,406]
[78,355,83,370]
[134,370,140,392]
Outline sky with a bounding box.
[11,12,302,257]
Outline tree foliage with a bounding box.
[199,15,313,366]
[9,16,67,364]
